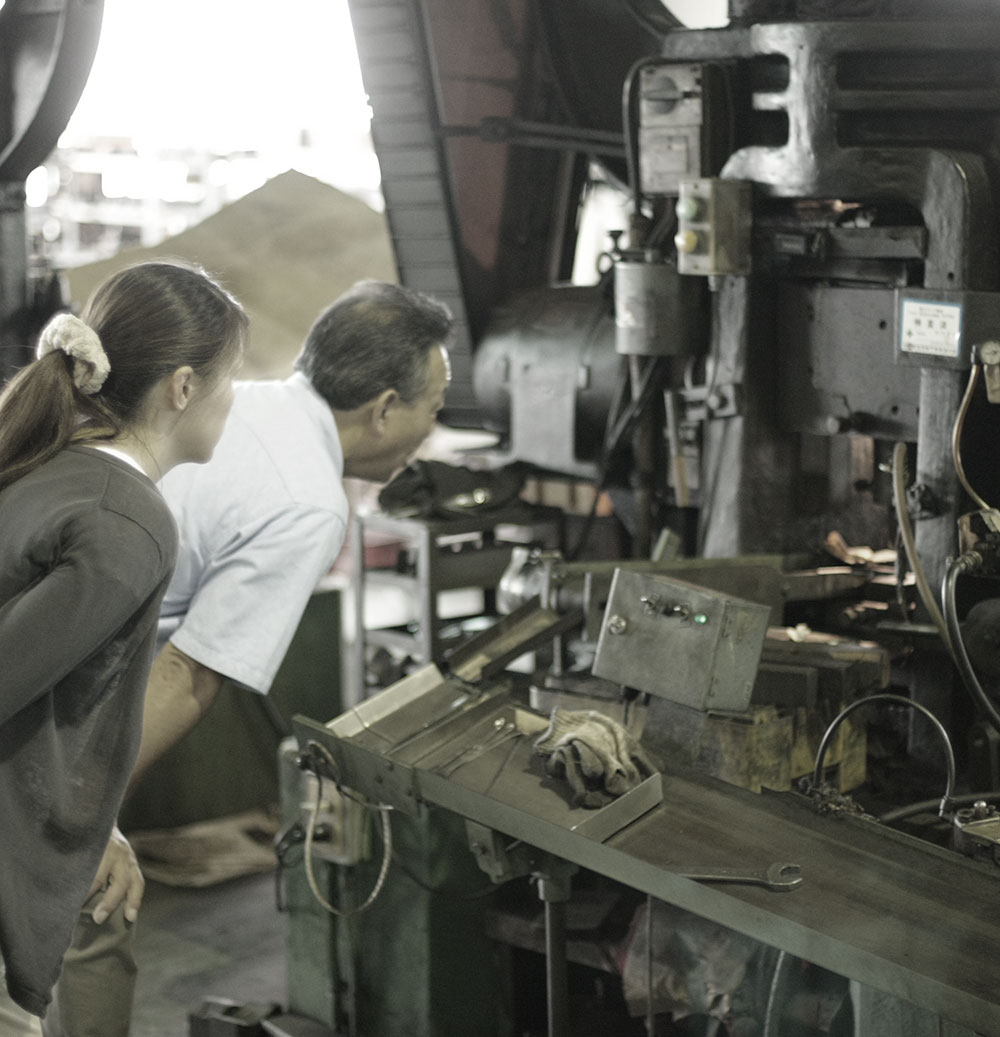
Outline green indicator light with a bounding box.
[693,612,709,625]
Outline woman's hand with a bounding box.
[87,825,145,924]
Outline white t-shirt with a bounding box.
[157,372,348,692]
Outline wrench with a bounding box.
[676,862,803,892]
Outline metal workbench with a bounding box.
[295,666,1000,1036]
[418,749,1000,1035]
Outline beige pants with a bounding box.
[0,994,44,1036]
[0,959,44,1036]
[40,891,137,1037]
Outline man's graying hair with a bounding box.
[294,280,453,410]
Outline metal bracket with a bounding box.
[679,380,742,421]
[952,801,1000,865]
[465,821,577,892]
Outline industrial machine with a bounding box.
[338,0,1000,765]
[286,1,1000,1035]
[0,0,102,379]
[353,0,1000,797]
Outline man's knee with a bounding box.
[41,894,138,1037]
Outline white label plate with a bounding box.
[899,298,962,358]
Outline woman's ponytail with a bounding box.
[0,352,80,491]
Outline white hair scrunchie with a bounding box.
[36,312,110,396]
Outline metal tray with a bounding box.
[293,664,662,843]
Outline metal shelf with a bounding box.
[351,506,562,699]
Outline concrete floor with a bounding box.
[131,871,286,1037]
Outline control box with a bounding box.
[592,568,770,711]
[674,177,753,276]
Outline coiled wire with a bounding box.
[302,740,393,917]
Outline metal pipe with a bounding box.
[891,442,952,654]
[630,354,655,559]
[544,897,569,1037]
[645,895,655,1036]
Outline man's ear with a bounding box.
[370,388,399,431]
[166,366,196,411]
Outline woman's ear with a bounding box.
[166,366,196,412]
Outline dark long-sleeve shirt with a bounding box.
[0,446,177,1016]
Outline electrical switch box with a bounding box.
[675,177,753,276]
[639,64,706,194]
[592,569,770,711]
[638,62,732,195]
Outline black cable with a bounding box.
[602,357,634,465]
[606,355,665,452]
[893,526,911,625]
[621,57,670,214]
[566,356,631,561]
[649,205,678,251]
[892,442,952,651]
[566,355,666,561]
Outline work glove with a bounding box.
[533,707,657,808]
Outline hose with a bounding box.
[952,363,992,511]
[941,554,1000,737]
[810,693,956,817]
[880,790,1000,825]
[568,354,666,560]
[301,740,394,917]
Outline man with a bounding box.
[42,279,453,1037]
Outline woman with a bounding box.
[0,260,247,1024]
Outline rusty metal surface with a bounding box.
[592,569,771,711]
[300,656,1000,1032]
[606,777,1000,1033]
[414,756,1000,1035]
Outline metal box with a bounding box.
[592,569,770,712]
